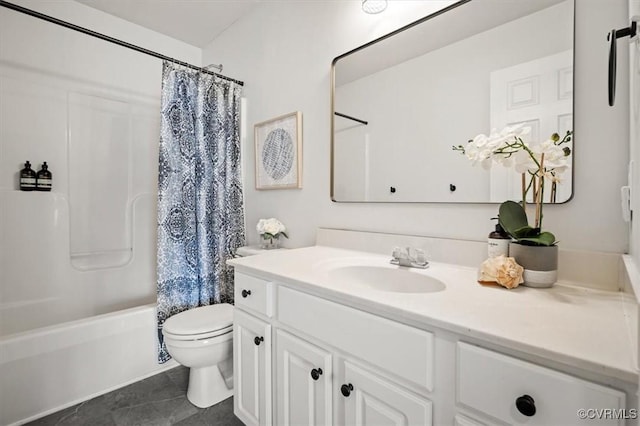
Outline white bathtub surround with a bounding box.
[0,0,203,335]
[0,5,200,423]
[0,304,177,426]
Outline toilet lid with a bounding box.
[163,303,234,337]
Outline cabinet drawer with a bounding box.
[235,273,273,317]
[457,343,626,425]
[277,286,434,391]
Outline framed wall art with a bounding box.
[254,111,302,190]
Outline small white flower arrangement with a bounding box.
[453,125,572,246]
[256,218,288,247]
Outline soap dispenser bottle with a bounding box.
[488,218,511,258]
[20,161,37,191]
[36,162,52,191]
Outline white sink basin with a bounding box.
[326,265,446,294]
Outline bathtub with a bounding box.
[0,304,177,426]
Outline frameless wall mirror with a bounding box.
[331,0,574,203]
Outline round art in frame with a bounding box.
[254,111,302,189]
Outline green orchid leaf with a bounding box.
[498,201,529,238]
[517,232,557,246]
[512,226,539,238]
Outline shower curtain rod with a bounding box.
[0,0,244,86]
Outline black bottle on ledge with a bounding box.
[36,162,52,192]
[19,161,37,191]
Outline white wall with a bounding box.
[0,0,201,334]
[630,0,640,268]
[204,0,630,254]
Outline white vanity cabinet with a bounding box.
[234,271,435,425]
[232,270,631,426]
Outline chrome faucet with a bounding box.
[390,247,429,269]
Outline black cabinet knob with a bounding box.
[254,336,264,346]
[341,383,354,397]
[515,395,536,417]
[310,368,323,381]
[242,289,252,298]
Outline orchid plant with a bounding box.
[453,125,572,246]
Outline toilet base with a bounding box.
[187,360,234,408]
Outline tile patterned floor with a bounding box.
[27,366,244,426]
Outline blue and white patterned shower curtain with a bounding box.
[156,61,245,363]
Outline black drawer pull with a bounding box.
[515,394,536,417]
[310,368,323,381]
[241,289,252,298]
[254,336,264,346]
[341,383,354,397]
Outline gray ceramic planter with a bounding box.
[509,243,558,288]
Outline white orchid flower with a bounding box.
[455,126,573,235]
[513,150,537,174]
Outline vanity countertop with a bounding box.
[228,245,638,383]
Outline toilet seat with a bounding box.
[163,303,233,341]
[163,324,233,341]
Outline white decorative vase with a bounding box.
[509,243,558,288]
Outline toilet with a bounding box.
[162,303,234,408]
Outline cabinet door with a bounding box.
[275,329,332,426]
[340,361,432,426]
[234,309,271,426]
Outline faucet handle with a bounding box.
[414,249,427,265]
[392,247,399,259]
[392,246,406,259]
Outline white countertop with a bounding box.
[228,245,638,383]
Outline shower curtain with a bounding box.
[156,61,245,363]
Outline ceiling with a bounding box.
[73,0,260,47]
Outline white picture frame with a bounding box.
[254,111,302,190]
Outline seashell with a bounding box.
[477,255,524,289]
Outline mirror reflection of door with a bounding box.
[489,50,573,203]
